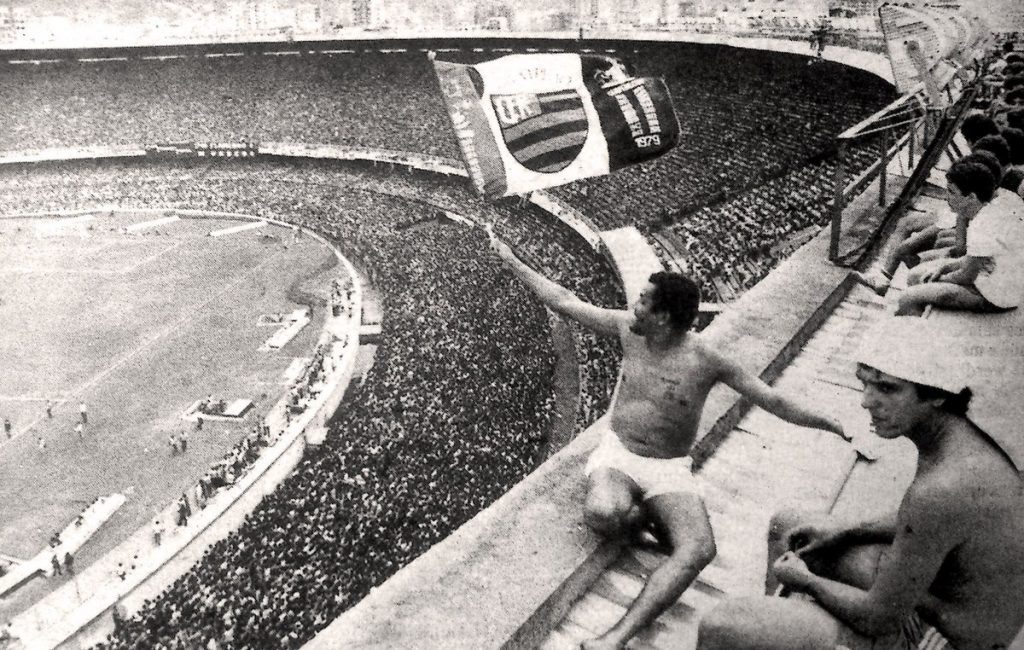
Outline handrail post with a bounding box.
[879,128,890,206]
[829,139,847,263]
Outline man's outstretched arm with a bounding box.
[488,227,624,336]
[714,351,846,438]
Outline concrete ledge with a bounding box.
[691,229,851,466]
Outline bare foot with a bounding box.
[853,270,890,296]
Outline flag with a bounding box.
[431,52,680,200]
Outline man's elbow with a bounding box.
[755,393,789,417]
[852,605,904,638]
[549,295,576,317]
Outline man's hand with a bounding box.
[920,264,950,283]
[485,224,516,263]
[773,551,815,591]
[827,416,849,441]
[786,520,847,557]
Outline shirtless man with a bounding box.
[696,317,1024,650]
[489,229,846,649]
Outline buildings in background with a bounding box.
[0,0,1018,49]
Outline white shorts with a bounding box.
[584,423,703,500]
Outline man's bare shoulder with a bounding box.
[903,451,1013,520]
[897,476,975,544]
[688,333,730,366]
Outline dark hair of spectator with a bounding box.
[1008,53,1024,65]
[647,271,701,332]
[1002,167,1024,193]
[914,384,973,417]
[999,127,1024,165]
[1004,40,1016,54]
[1003,75,1024,92]
[1006,107,1024,132]
[961,151,1003,185]
[855,363,973,416]
[1006,87,1024,105]
[947,160,998,204]
[973,134,1012,167]
[961,112,1000,144]
[1005,63,1024,78]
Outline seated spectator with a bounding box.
[696,317,1024,650]
[854,149,1007,295]
[960,112,1000,146]
[1000,127,1024,169]
[898,159,1024,315]
[1005,87,1024,108]
[1004,167,1024,196]
[1002,75,1024,93]
[973,133,1012,171]
[1005,107,1024,132]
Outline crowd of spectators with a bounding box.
[0,41,895,647]
[0,157,623,648]
[0,43,891,308]
[547,44,892,229]
[667,140,882,300]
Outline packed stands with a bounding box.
[0,156,623,647]
[0,45,893,304]
[0,40,898,648]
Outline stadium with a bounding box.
[0,3,1022,650]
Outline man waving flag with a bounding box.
[431,52,680,200]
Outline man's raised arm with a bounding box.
[713,351,846,439]
[488,227,623,336]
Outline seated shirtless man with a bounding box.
[489,228,846,649]
[697,316,1024,650]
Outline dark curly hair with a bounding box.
[647,271,701,331]
[961,112,999,145]
[947,159,998,204]
[914,385,973,417]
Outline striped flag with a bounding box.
[492,90,589,173]
[431,52,680,200]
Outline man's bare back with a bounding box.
[912,419,1024,649]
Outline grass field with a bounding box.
[0,212,338,618]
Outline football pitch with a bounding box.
[0,212,337,616]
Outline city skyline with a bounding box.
[1,0,1020,49]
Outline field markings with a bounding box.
[121,242,183,273]
[125,215,181,233]
[209,221,266,237]
[1,242,182,275]
[0,247,286,450]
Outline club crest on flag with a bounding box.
[490,90,589,174]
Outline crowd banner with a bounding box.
[431,52,680,200]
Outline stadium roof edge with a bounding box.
[0,32,893,86]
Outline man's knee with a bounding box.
[684,531,717,570]
[768,508,812,543]
[583,500,632,537]
[697,601,755,650]
[896,291,924,316]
